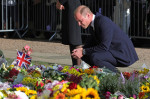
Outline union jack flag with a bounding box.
[16,51,32,69]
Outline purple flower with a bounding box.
[120,72,125,84]
[144,75,149,79]
[57,66,63,71]
[12,83,24,88]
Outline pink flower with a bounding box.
[22,45,32,56]
[133,94,136,99]
[27,50,32,56]
[118,95,124,99]
[24,45,30,51]
[105,91,111,99]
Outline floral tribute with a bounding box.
[0,46,150,99]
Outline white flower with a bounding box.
[37,90,51,99]
[0,92,4,98]
[15,91,29,99]
[0,82,10,90]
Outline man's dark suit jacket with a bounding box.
[84,12,139,66]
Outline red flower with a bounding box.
[40,82,45,87]
[122,72,131,79]
[139,92,145,99]
[36,81,39,86]
[89,66,98,70]
[36,81,45,88]
[93,66,98,68]
[45,80,51,84]
[37,89,43,92]
[9,68,19,78]
[68,82,77,90]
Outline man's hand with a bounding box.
[72,48,83,59]
[56,1,65,10]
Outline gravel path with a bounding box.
[0,38,150,72]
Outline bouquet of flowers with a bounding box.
[43,68,68,81]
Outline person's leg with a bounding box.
[82,51,119,72]
[91,51,119,72]
[69,45,82,66]
[82,55,94,66]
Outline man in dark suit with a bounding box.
[72,5,139,72]
[56,0,82,66]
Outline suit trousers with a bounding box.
[82,51,119,73]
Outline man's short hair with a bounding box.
[74,5,92,17]
[80,6,92,17]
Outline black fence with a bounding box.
[0,0,150,40]
[0,0,28,38]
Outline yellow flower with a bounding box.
[139,68,149,75]
[30,95,37,99]
[22,77,33,84]
[32,73,41,78]
[25,90,37,96]
[146,83,150,87]
[53,91,60,98]
[29,78,38,86]
[0,90,8,97]
[16,87,28,92]
[31,79,37,86]
[6,88,10,91]
[81,88,100,99]
[70,94,82,99]
[140,85,150,93]
[53,85,60,91]
[89,75,100,85]
[61,66,70,73]
[61,69,68,73]
[66,85,86,97]
[61,83,69,93]
[84,69,94,75]
[8,65,14,69]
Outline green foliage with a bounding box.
[42,68,68,81]
[99,73,140,98]
[99,74,120,96]
[79,74,99,90]
[118,76,140,97]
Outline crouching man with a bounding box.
[72,5,139,73]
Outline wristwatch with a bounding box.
[82,48,86,55]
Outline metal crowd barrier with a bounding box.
[1,0,149,40]
[30,0,61,40]
[30,0,148,40]
[128,0,150,39]
[0,0,28,38]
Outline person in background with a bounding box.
[72,5,139,72]
[56,0,82,66]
